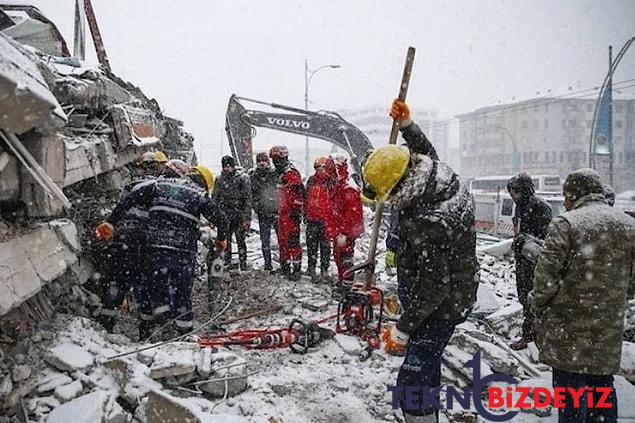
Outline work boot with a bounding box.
[240,261,249,271]
[263,261,273,272]
[278,262,291,278]
[288,263,302,281]
[509,337,529,350]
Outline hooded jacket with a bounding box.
[392,123,479,334]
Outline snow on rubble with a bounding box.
[1,209,635,422]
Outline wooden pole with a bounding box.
[363,47,415,289]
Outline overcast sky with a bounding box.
[25,0,635,168]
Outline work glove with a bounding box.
[381,325,409,356]
[240,219,251,231]
[95,222,114,241]
[385,250,397,268]
[214,239,228,251]
[389,99,412,128]
[335,234,348,247]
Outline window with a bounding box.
[533,120,538,129]
[533,104,538,113]
[619,152,623,164]
[501,199,514,216]
[615,120,622,129]
[627,120,633,129]
[615,104,623,113]
[544,104,549,113]
[569,119,577,128]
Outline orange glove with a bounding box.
[389,99,411,126]
[214,239,228,251]
[95,222,114,241]
[381,325,409,356]
[240,219,251,231]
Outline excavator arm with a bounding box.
[225,95,373,178]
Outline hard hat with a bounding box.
[165,159,190,177]
[314,156,329,170]
[269,145,289,159]
[155,151,168,163]
[362,145,410,201]
[191,165,215,192]
[139,151,158,164]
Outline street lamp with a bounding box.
[304,60,341,176]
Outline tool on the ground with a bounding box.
[197,318,335,354]
[335,283,384,360]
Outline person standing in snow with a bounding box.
[250,152,278,272]
[95,153,172,333]
[331,154,364,291]
[363,99,479,423]
[305,156,336,282]
[531,168,635,423]
[269,145,305,281]
[506,173,552,350]
[213,155,252,271]
[96,165,228,339]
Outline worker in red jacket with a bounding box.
[331,154,364,287]
[305,156,336,281]
[269,145,305,281]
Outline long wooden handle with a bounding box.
[388,46,416,145]
[363,47,416,289]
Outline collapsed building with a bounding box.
[0,3,195,326]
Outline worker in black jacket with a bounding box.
[507,173,552,350]
[213,155,252,270]
[96,165,228,339]
[250,152,278,271]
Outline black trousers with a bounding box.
[306,220,330,272]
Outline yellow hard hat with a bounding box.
[191,165,215,192]
[155,151,168,163]
[362,145,410,201]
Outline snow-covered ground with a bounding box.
[7,208,635,422]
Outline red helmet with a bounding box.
[269,145,289,159]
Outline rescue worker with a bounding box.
[385,204,400,270]
[96,164,228,339]
[213,155,252,270]
[305,156,335,282]
[365,99,479,423]
[269,145,305,281]
[138,150,168,177]
[531,168,634,423]
[507,173,552,350]
[250,152,278,271]
[331,154,364,289]
[96,153,169,333]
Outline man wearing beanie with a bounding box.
[213,155,252,270]
[531,168,635,423]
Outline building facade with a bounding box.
[339,105,450,162]
[457,98,635,192]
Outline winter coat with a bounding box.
[512,195,552,253]
[531,193,635,375]
[386,202,401,253]
[250,167,278,217]
[112,177,152,246]
[306,170,335,236]
[392,122,479,335]
[213,170,252,221]
[277,164,305,232]
[331,170,364,241]
[108,178,229,254]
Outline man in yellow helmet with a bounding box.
[138,150,168,177]
[364,100,478,423]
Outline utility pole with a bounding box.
[608,45,614,186]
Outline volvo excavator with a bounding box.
[225,95,374,181]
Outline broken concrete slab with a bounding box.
[46,342,94,372]
[471,283,501,318]
[621,341,635,383]
[334,334,363,356]
[11,364,31,382]
[0,221,79,316]
[54,380,83,402]
[45,390,116,423]
[37,372,73,393]
[148,343,199,380]
[199,351,249,398]
[146,390,199,423]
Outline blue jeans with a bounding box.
[258,213,277,267]
[397,318,458,417]
[552,368,617,423]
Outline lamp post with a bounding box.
[304,60,340,176]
